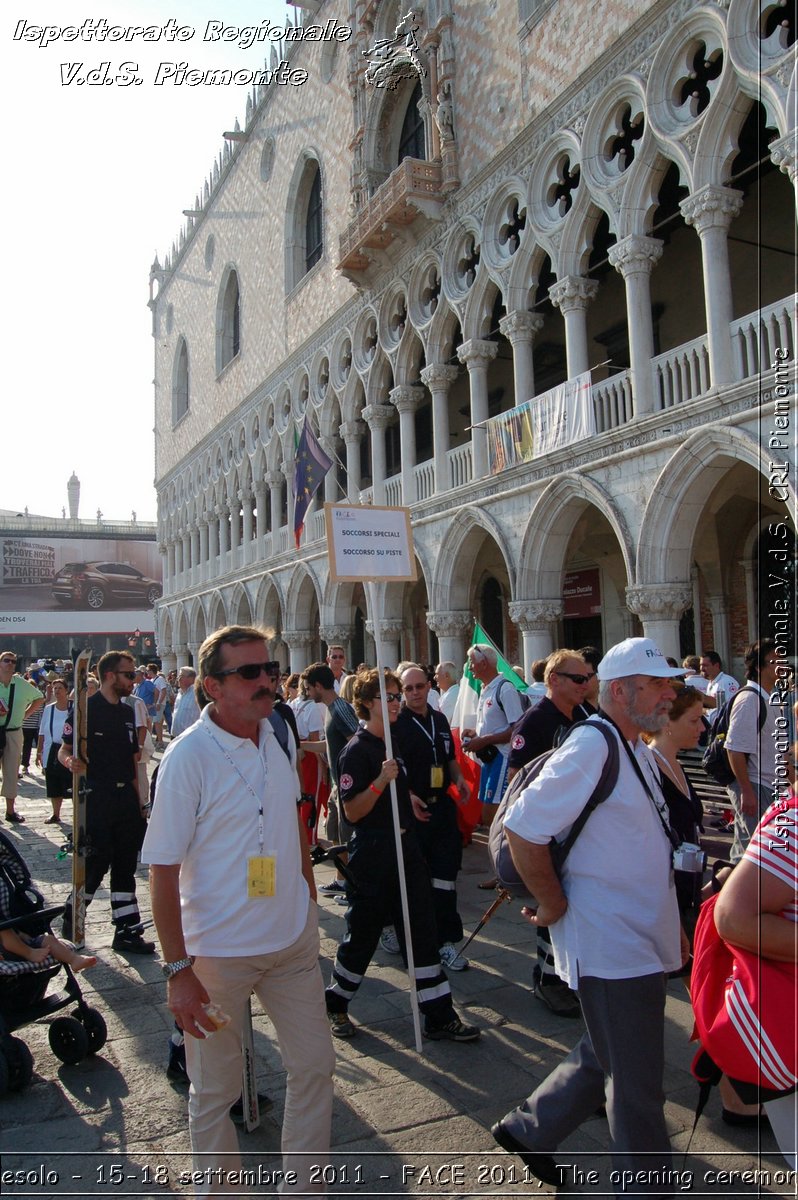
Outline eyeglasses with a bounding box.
[0,658,17,665]
[212,661,280,681]
[403,683,427,692]
[384,692,402,703]
[116,670,137,680]
[554,671,592,685]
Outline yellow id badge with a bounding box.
[247,856,276,898]
[430,765,444,790]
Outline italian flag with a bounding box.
[450,622,527,839]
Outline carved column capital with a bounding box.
[340,419,365,442]
[390,385,425,414]
[365,618,406,640]
[319,625,354,645]
[282,628,314,651]
[679,185,744,232]
[252,479,267,498]
[264,470,282,488]
[457,339,499,368]
[549,275,599,313]
[770,134,798,183]
[499,310,545,343]
[508,599,563,631]
[625,584,693,621]
[420,363,459,392]
[426,610,474,638]
[362,403,394,431]
[608,235,664,276]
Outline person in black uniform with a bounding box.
[396,665,471,971]
[324,668,479,1043]
[59,650,154,954]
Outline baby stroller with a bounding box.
[0,830,107,1096]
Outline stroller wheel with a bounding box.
[49,1016,89,1065]
[4,1037,34,1091]
[74,1006,108,1054]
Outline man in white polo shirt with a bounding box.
[491,637,686,1193]
[143,625,334,1196]
[700,651,739,721]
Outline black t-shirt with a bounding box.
[394,706,455,800]
[508,697,578,770]
[325,699,358,788]
[61,692,138,787]
[337,726,413,831]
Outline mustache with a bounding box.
[253,687,275,700]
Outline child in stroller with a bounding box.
[0,829,107,1095]
[0,927,96,973]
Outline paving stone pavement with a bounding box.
[0,766,792,1198]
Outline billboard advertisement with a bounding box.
[0,536,161,637]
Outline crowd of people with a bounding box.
[0,630,794,1193]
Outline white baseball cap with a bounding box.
[597,637,686,681]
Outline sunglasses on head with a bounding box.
[212,661,280,681]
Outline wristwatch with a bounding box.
[161,956,194,979]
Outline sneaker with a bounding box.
[112,928,156,955]
[534,974,581,1019]
[423,1015,480,1042]
[491,1121,561,1187]
[334,894,349,906]
[230,1092,273,1123]
[166,1044,189,1083]
[328,1010,356,1038]
[379,925,401,955]
[319,879,347,894]
[440,942,469,972]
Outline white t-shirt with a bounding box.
[706,671,740,721]
[142,706,307,957]
[170,687,200,739]
[683,672,709,694]
[439,683,460,725]
[476,675,525,758]
[39,703,69,765]
[291,697,325,741]
[504,719,681,986]
[725,682,783,790]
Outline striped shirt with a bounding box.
[746,795,797,924]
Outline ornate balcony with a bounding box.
[338,158,444,284]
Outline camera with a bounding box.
[672,842,705,874]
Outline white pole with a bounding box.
[366,579,423,1053]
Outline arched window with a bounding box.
[172,338,189,424]
[305,166,323,273]
[398,81,425,164]
[217,269,240,374]
[286,154,324,292]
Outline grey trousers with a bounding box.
[501,972,673,1196]
[728,780,771,863]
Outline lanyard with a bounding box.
[204,722,266,855]
[598,710,680,850]
[411,710,438,763]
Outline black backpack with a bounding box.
[701,687,766,786]
[495,677,532,716]
[488,718,620,900]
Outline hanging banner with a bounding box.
[487,371,594,473]
[325,503,417,583]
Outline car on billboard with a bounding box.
[51,562,162,610]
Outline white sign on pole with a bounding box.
[325,503,417,583]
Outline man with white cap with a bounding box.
[491,637,687,1195]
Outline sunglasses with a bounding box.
[554,671,594,685]
[116,670,137,680]
[212,661,280,681]
[384,692,402,703]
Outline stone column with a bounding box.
[499,310,545,406]
[420,363,458,496]
[706,595,731,668]
[187,641,201,670]
[266,470,282,539]
[161,542,171,594]
[283,628,315,672]
[607,236,663,418]
[229,496,241,562]
[189,525,200,587]
[770,133,798,208]
[253,481,267,551]
[319,626,355,666]
[365,618,405,668]
[198,521,209,584]
[426,610,473,667]
[208,515,219,571]
[391,385,423,506]
[173,643,189,669]
[181,531,191,585]
[456,339,498,480]
[240,489,253,564]
[549,275,599,378]
[625,584,693,662]
[680,185,744,388]
[160,652,177,677]
[362,404,393,504]
[319,436,338,505]
[217,505,229,559]
[340,421,363,502]
[508,600,563,677]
